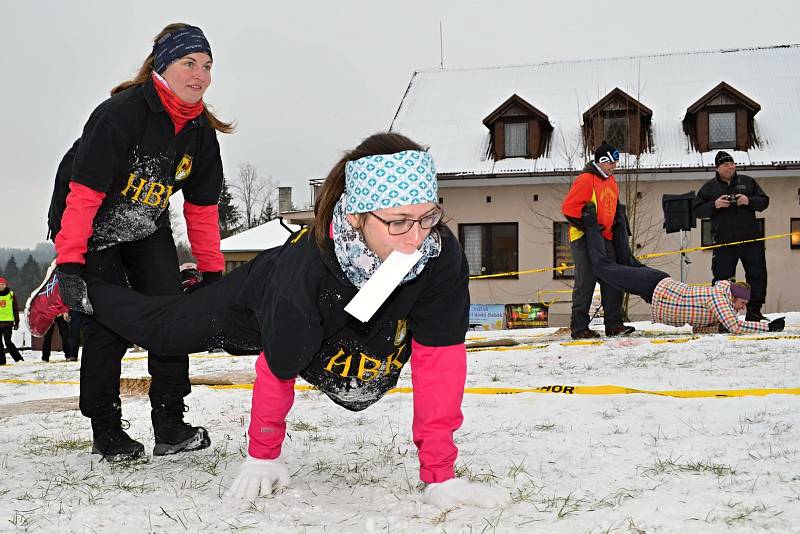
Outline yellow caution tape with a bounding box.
[121,352,254,361]
[0,378,80,386]
[2,379,797,398]
[650,336,700,344]
[470,231,800,280]
[560,340,605,346]
[728,334,800,342]
[467,343,549,353]
[207,383,800,398]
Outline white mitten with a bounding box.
[225,455,291,499]
[423,478,507,510]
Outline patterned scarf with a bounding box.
[331,195,441,289]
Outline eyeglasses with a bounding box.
[367,207,443,235]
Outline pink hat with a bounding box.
[0,277,6,284]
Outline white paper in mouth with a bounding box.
[344,249,423,323]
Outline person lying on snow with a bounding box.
[579,203,785,335]
[32,132,506,509]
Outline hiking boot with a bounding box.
[745,311,767,322]
[570,328,601,340]
[91,404,145,462]
[151,398,210,456]
[605,325,636,336]
[25,261,69,338]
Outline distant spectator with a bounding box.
[42,312,78,362]
[693,151,770,321]
[0,277,24,364]
[561,141,635,339]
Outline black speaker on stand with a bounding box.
[662,192,696,282]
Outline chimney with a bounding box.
[278,187,293,215]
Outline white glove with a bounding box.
[423,478,507,510]
[225,455,291,499]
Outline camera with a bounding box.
[724,193,737,204]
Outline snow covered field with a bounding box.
[1,315,799,533]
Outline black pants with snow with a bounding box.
[79,227,193,419]
[711,241,767,315]
[86,259,261,360]
[581,206,670,303]
[42,316,72,361]
[0,325,23,363]
[569,236,624,332]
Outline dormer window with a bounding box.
[708,111,736,148]
[683,81,761,152]
[483,94,552,160]
[583,88,652,156]
[504,121,528,157]
[603,111,630,152]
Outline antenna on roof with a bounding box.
[439,21,445,69]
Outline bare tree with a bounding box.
[231,163,276,229]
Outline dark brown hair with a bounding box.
[110,22,235,134]
[311,132,428,248]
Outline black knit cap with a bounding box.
[594,141,620,164]
[715,151,734,168]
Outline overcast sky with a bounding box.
[2,0,797,249]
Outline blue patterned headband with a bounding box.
[153,25,212,74]
[344,150,438,214]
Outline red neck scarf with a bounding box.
[151,73,205,134]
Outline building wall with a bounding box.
[440,173,800,326]
[223,251,258,273]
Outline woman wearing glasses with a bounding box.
[83,132,505,509]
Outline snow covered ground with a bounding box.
[1,314,799,533]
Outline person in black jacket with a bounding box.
[693,151,770,321]
[27,23,233,462]
[81,132,506,509]
[41,312,74,362]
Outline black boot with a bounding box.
[151,397,210,456]
[90,403,145,462]
[745,302,767,322]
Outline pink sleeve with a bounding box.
[410,339,466,483]
[247,353,296,459]
[183,201,225,272]
[54,182,106,265]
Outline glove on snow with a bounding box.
[768,317,785,332]
[226,455,291,499]
[57,264,93,315]
[423,478,507,510]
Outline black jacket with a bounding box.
[47,78,223,247]
[234,224,470,411]
[692,172,769,244]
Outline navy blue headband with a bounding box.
[153,25,212,74]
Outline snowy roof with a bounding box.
[390,44,800,176]
[220,218,300,253]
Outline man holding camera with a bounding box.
[693,151,770,321]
